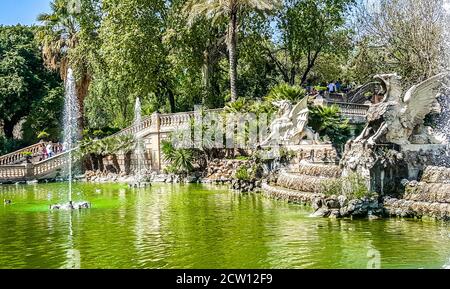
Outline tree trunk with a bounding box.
[301,51,321,85]
[228,11,238,102]
[202,49,211,105]
[289,66,296,86]
[73,69,90,136]
[3,120,15,139]
[168,88,176,113]
[98,155,105,172]
[91,154,99,171]
[84,155,93,171]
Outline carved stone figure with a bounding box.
[354,73,447,146]
[260,97,319,146]
[341,73,448,195]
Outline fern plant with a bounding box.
[266,83,307,103]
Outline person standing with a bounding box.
[40,143,48,161]
[46,142,54,158]
[327,81,336,93]
[336,79,342,92]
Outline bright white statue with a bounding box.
[354,73,448,146]
[260,96,319,146]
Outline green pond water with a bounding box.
[0,182,449,269]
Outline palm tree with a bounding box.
[36,0,90,129]
[184,0,281,102]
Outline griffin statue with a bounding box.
[354,73,448,146]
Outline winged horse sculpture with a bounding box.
[260,96,319,146]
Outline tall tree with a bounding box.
[0,25,62,140]
[356,0,447,86]
[184,0,281,102]
[36,0,96,129]
[268,0,354,85]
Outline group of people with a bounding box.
[38,141,64,161]
[326,80,353,94]
[305,79,355,97]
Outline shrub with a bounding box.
[0,137,27,155]
[235,165,251,181]
[37,131,50,140]
[322,173,374,199]
[266,83,307,103]
[161,140,196,175]
[22,151,33,157]
[309,105,352,148]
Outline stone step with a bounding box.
[421,166,450,183]
[384,197,450,220]
[405,182,450,203]
[276,172,334,194]
[294,164,342,178]
[261,183,324,205]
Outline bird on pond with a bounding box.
[4,199,12,205]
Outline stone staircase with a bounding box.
[262,164,342,206]
[262,164,383,219]
[384,166,450,220]
[0,102,368,183]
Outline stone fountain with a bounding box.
[262,72,450,220]
[341,73,449,195]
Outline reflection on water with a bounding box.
[0,183,449,269]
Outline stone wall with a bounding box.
[421,166,450,183]
[276,172,332,194]
[383,165,450,221]
[205,159,253,182]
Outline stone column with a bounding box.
[24,163,34,181]
[150,112,161,172]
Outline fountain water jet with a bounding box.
[51,68,90,210]
[129,97,150,188]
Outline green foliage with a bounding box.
[266,83,306,102]
[82,127,121,139]
[22,151,33,157]
[77,135,135,159]
[235,156,250,161]
[235,165,251,181]
[22,86,64,143]
[273,0,354,84]
[0,137,27,155]
[37,131,50,140]
[184,0,281,101]
[234,163,263,181]
[309,105,352,147]
[161,140,196,175]
[0,25,62,142]
[322,173,374,199]
[279,148,296,163]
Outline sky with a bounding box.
[0,0,51,26]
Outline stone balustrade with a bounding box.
[0,103,368,182]
[0,165,27,180]
[0,142,62,166]
[33,152,70,177]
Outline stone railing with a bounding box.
[110,116,153,138]
[0,165,27,180]
[0,142,62,166]
[33,152,71,177]
[0,151,71,182]
[160,111,194,128]
[325,101,369,117]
